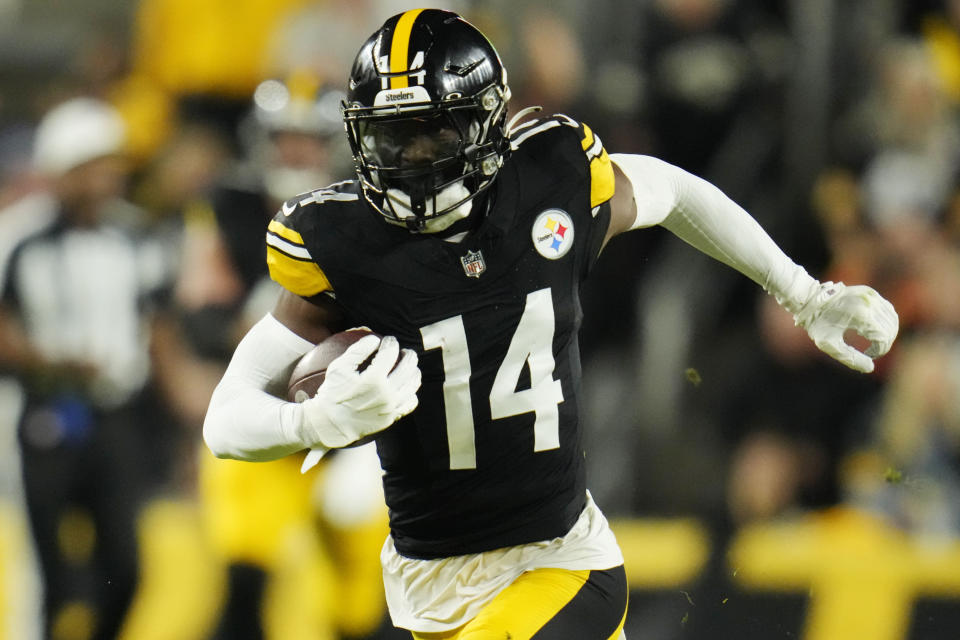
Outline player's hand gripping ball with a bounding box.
[287,328,379,403]
[288,329,420,448]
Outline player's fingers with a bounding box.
[878,301,899,337]
[393,368,422,401]
[332,334,383,371]
[391,392,419,419]
[821,338,875,373]
[389,349,421,384]
[847,349,874,373]
[391,353,421,398]
[859,328,893,358]
[865,341,889,359]
[861,321,895,356]
[365,335,401,377]
[860,305,898,358]
[854,288,899,328]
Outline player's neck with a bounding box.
[436,193,491,243]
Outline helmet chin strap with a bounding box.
[385,183,474,233]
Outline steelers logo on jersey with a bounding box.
[532,209,575,259]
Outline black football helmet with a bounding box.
[342,9,511,231]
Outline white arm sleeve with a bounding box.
[203,312,318,461]
[609,153,820,313]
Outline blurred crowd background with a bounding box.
[1,0,960,639]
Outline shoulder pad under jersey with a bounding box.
[509,114,615,208]
[265,183,361,298]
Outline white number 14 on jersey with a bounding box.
[419,288,564,470]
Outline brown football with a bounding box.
[287,328,380,403]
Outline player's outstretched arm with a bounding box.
[203,291,420,461]
[606,154,898,373]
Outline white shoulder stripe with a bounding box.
[507,118,539,136]
[266,233,313,260]
[586,132,604,161]
[298,189,360,207]
[510,120,561,150]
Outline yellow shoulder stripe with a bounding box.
[580,123,614,207]
[267,247,332,297]
[265,219,332,297]
[267,219,305,245]
[580,123,595,151]
[590,150,615,207]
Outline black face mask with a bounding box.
[359,112,463,170]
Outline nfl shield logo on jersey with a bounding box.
[461,249,486,278]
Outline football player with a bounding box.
[203,9,899,639]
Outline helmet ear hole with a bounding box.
[481,88,500,111]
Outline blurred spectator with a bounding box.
[111,0,315,162]
[0,97,178,640]
[825,33,960,333]
[827,18,960,545]
[836,34,959,171]
[861,333,960,536]
[723,294,884,523]
[264,1,466,87]
[164,77,393,640]
[860,39,960,224]
[173,76,349,377]
[917,0,960,104]
[468,1,587,115]
[629,0,789,179]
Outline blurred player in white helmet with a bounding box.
[172,74,394,639]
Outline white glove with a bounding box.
[296,334,420,448]
[793,281,899,373]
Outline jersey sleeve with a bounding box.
[576,121,616,209]
[510,113,616,209]
[547,115,615,277]
[265,198,333,298]
[567,118,616,276]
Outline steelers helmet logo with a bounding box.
[532,209,574,259]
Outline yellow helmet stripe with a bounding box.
[389,8,425,89]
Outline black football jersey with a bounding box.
[266,115,616,558]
